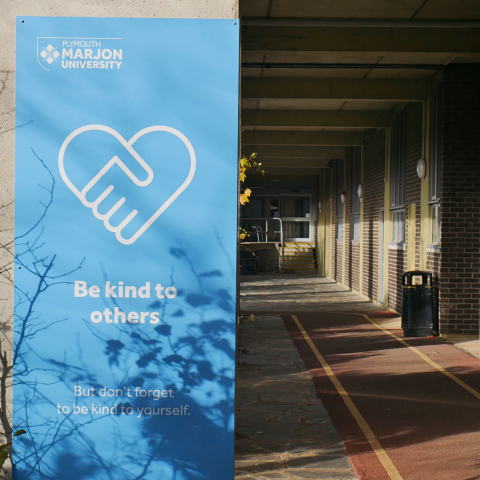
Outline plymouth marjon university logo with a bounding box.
[37,37,123,71]
[58,125,197,245]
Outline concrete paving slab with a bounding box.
[240,274,387,313]
[235,315,356,480]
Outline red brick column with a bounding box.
[440,64,480,335]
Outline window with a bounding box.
[351,215,360,242]
[242,196,278,218]
[281,196,311,240]
[240,194,312,242]
[429,80,442,246]
[392,210,405,243]
[390,108,406,208]
[430,80,442,202]
[280,196,310,218]
[431,205,440,245]
[336,159,344,240]
[351,147,361,242]
[390,108,406,242]
[337,218,344,241]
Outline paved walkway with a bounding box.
[240,274,382,313]
[285,312,480,480]
[238,273,480,480]
[236,315,356,480]
[240,273,479,358]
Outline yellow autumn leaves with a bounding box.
[239,152,264,206]
[239,152,264,240]
[239,228,249,240]
[239,188,252,206]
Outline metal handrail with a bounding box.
[241,217,284,272]
[271,217,284,272]
[251,225,263,242]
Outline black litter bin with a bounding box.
[401,271,434,337]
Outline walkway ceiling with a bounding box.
[240,0,480,173]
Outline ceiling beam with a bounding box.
[242,145,346,158]
[241,130,364,145]
[249,167,326,176]
[242,26,480,55]
[251,158,332,169]
[242,109,389,128]
[242,78,429,101]
[242,18,480,28]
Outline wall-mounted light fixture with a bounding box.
[358,184,363,201]
[341,191,346,204]
[417,158,426,179]
[318,201,322,212]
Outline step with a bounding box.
[281,255,316,260]
[284,262,317,266]
[283,244,315,247]
[284,264,317,267]
[283,261,316,265]
[284,267,317,271]
[282,249,315,253]
[284,242,315,246]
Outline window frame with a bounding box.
[351,146,362,243]
[390,108,407,209]
[336,159,345,242]
[431,204,440,246]
[391,209,406,244]
[351,147,362,216]
[240,193,313,243]
[351,214,361,242]
[337,217,344,241]
[429,80,443,202]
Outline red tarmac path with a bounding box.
[283,312,480,480]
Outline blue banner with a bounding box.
[15,17,239,479]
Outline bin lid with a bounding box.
[402,271,432,287]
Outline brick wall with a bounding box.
[335,242,343,283]
[405,103,423,270]
[351,243,360,291]
[427,251,440,332]
[342,148,361,291]
[256,247,280,273]
[440,64,480,335]
[388,249,405,313]
[330,160,344,284]
[387,103,423,313]
[362,129,385,301]
[344,149,353,288]
[331,161,338,281]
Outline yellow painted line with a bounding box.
[362,314,480,401]
[291,315,403,480]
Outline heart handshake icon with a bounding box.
[58,125,196,245]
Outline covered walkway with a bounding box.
[237,274,480,480]
[241,274,386,313]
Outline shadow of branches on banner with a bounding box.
[9,150,236,480]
